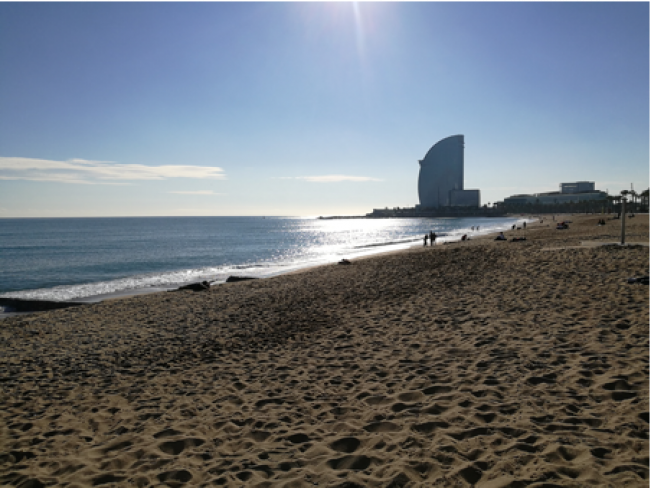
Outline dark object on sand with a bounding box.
[176,281,211,291]
[511,237,527,242]
[225,276,258,283]
[338,259,352,265]
[0,297,85,312]
[627,276,649,285]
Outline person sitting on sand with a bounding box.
[461,234,468,241]
[495,232,506,241]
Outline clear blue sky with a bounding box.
[1,2,648,217]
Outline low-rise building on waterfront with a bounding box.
[561,181,595,194]
[500,181,607,206]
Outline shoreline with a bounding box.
[1,214,647,487]
[0,216,534,317]
[1,213,634,318]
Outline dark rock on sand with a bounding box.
[0,298,84,312]
[226,276,258,283]
[175,281,211,292]
[627,276,649,285]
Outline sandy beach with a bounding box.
[1,214,648,487]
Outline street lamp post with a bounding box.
[620,198,627,245]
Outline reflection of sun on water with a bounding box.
[313,218,412,252]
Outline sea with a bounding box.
[0,216,524,310]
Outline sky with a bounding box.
[0,2,648,217]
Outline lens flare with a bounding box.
[352,2,365,62]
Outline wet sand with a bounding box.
[1,214,648,487]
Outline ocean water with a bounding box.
[0,216,522,303]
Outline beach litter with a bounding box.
[627,276,649,285]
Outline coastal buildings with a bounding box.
[501,181,607,206]
[561,181,595,194]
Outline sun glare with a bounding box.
[351,2,365,62]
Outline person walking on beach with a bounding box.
[423,234,428,246]
[431,232,437,245]
[523,222,527,230]
[429,231,434,246]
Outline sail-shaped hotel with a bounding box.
[361,135,493,218]
[417,135,480,208]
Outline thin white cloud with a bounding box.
[169,190,221,195]
[278,175,382,183]
[0,157,226,184]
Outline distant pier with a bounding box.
[319,206,506,220]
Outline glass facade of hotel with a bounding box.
[418,135,465,208]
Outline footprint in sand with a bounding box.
[397,391,424,402]
[158,438,205,455]
[92,474,127,485]
[329,437,361,453]
[422,385,453,395]
[525,373,557,385]
[601,378,638,401]
[411,421,450,434]
[157,469,193,483]
[458,464,484,485]
[327,454,373,470]
[153,428,183,438]
[475,412,497,423]
[363,421,402,433]
[391,402,418,413]
[286,433,310,444]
